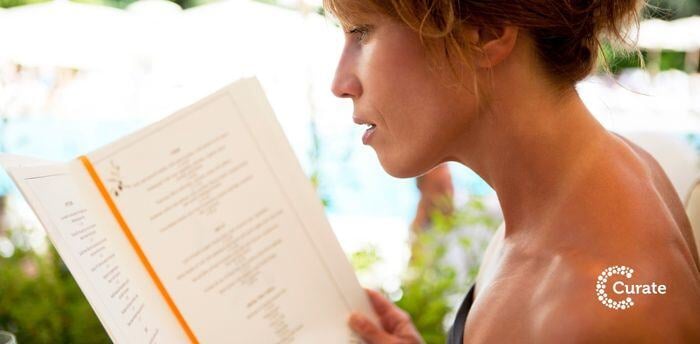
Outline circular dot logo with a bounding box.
[595,265,635,310]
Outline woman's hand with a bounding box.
[348,288,424,344]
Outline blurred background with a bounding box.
[0,0,699,343]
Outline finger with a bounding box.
[365,289,396,317]
[365,289,409,332]
[348,312,394,344]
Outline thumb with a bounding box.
[348,312,392,344]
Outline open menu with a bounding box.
[0,77,375,343]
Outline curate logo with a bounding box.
[595,265,667,310]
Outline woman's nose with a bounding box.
[331,52,362,99]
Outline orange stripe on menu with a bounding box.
[79,155,199,344]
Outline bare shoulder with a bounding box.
[608,131,700,267]
[529,258,700,343]
[464,132,700,343]
[559,131,700,270]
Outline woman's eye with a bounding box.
[345,25,370,43]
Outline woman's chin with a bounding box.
[376,153,431,179]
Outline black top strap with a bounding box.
[446,284,476,344]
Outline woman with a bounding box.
[323,0,700,342]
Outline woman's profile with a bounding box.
[323,0,700,342]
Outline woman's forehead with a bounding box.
[324,0,390,25]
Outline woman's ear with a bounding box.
[471,26,519,68]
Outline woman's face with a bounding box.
[331,13,478,178]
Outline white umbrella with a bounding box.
[0,0,137,70]
[178,0,304,76]
[126,0,184,74]
[635,17,700,52]
[177,0,342,92]
[671,16,700,51]
[635,19,674,51]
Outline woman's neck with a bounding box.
[453,84,611,237]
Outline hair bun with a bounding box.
[532,0,644,83]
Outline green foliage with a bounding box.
[599,43,645,74]
[0,226,110,344]
[0,0,44,9]
[396,197,498,344]
[599,42,699,75]
[349,244,381,273]
[349,196,500,344]
[658,51,689,71]
[396,233,458,344]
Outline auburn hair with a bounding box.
[323,0,644,87]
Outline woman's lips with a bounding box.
[362,124,377,145]
[353,116,377,145]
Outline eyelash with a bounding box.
[345,25,370,43]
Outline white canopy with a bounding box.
[0,0,138,70]
[635,16,700,52]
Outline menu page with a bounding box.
[4,161,187,344]
[84,78,374,343]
